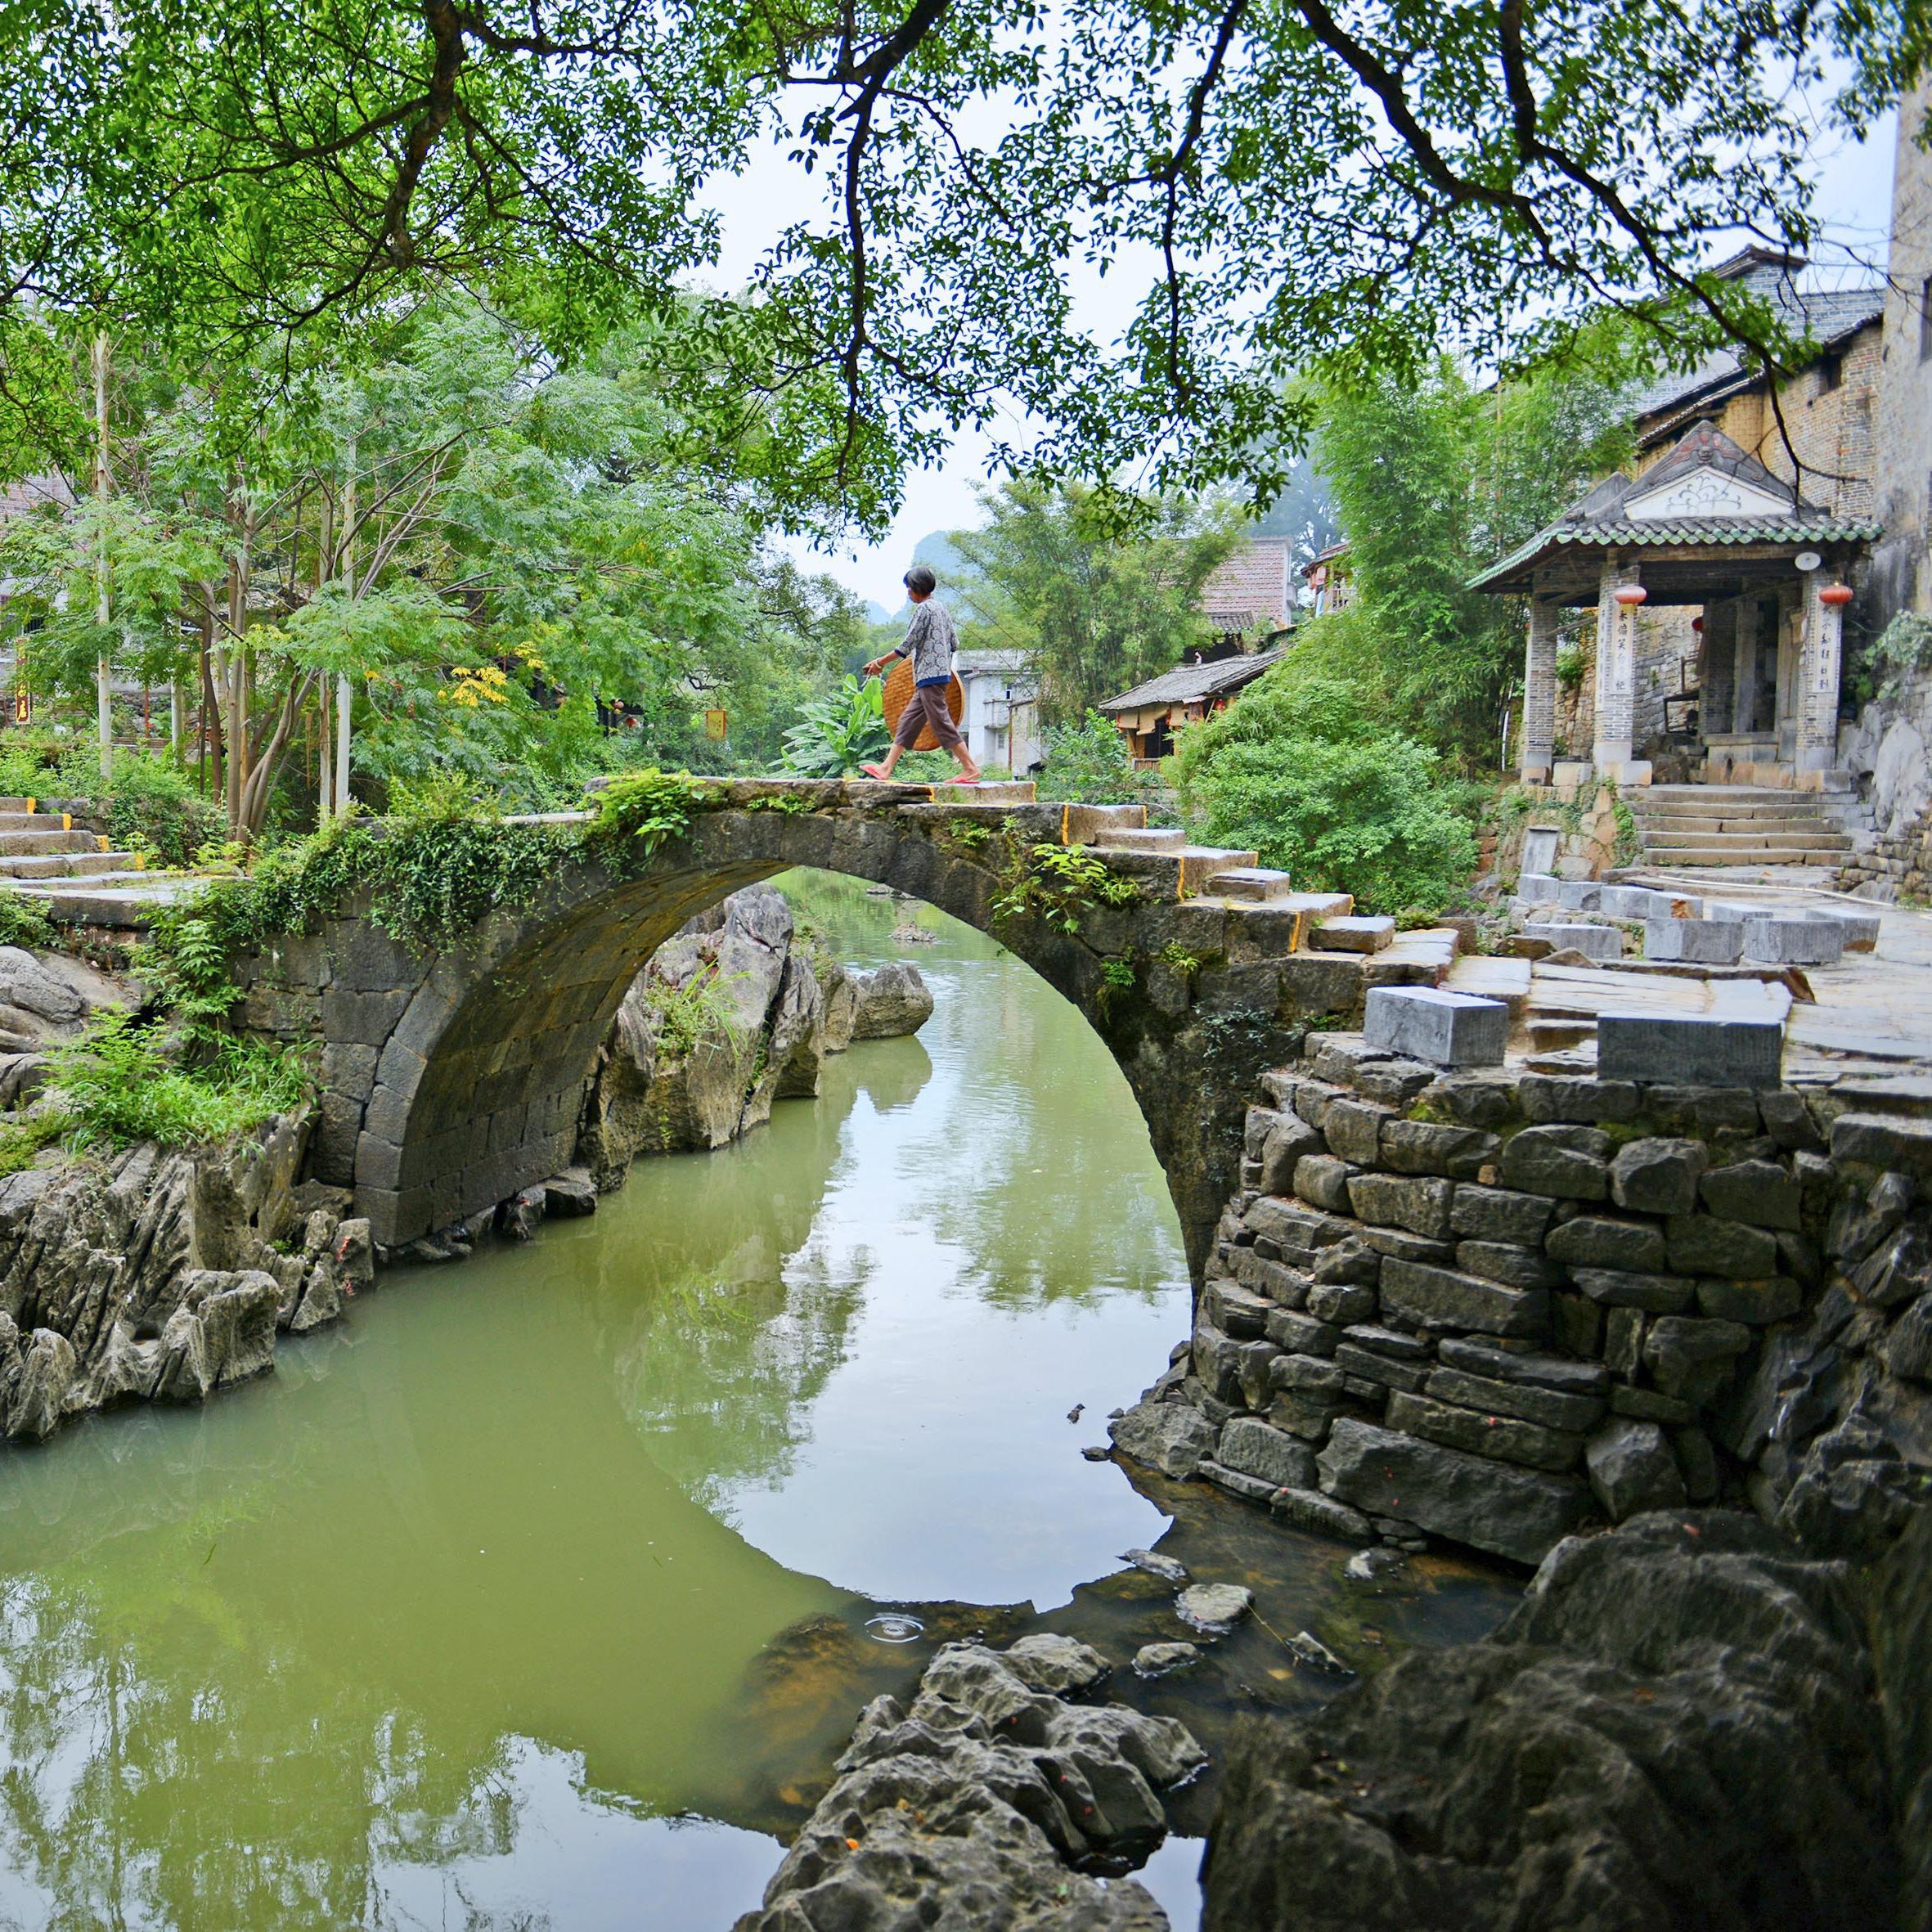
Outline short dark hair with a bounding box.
[903,564,937,595]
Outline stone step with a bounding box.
[0,811,66,833]
[1527,1016,1597,1051]
[932,780,1036,803]
[1636,847,1849,868]
[1309,914,1395,954]
[1635,789,1825,810]
[1638,807,1847,830]
[1639,815,1841,837]
[1444,952,1532,1018]
[1644,830,1850,853]
[1374,927,1462,982]
[1643,784,1819,800]
[1090,827,1187,852]
[13,874,177,925]
[0,850,137,879]
[1203,865,1296,902]
[1220,891,1354,952]
[1083,842,1259,900]
[0,829,108,856]
[1058,802,1148,845]
[1177,846,1260,896]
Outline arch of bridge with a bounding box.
[239,785,1366,1272]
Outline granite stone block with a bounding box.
[1596,1011,1784,1089]
[1363,987,1507,1068]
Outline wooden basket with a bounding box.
[881,659,964,752]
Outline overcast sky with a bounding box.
[698,92,1903,611]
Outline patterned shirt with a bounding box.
[896,599,958,683]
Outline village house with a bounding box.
[1099,645,1286,766]
[952,646,1042,775]
[1197,531,1298,643]
[1301,541,1354,617]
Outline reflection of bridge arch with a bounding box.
[242,782,1414,1269]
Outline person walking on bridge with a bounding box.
[860,566,982,784]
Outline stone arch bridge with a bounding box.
[236,780,1453,1265]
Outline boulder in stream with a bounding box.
[1202,1510,1899,1932]
[848,959,935,1040]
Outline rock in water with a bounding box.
[1001,1633,1111,1695]
[1177,1583,1254,1633]
[1285,1630,1353,1675]
[1134,1642,1201,1677]
[1344,1547,1408,1584]
[848,959,935,1039]
[1121,1548,1190,1585]
[1109,1398,1219,1479]
[1203,1511,1900,1932]
[736,1637,1203,1930]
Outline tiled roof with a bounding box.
[1101,648,1285,713]
[1628,279,1885,433]
[1469,419,1882,591]
[1201,537,1294,632]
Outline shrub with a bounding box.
[99,753,224,869]
[780,676,890,776]
[1034,709,1153,806]
[49,1012,311,1151]
[1176,659,1479,914]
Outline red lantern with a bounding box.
[1692,616,1705,632]
[1818,582,1854,608]
[1612,583,1648,607]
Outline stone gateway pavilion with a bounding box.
[1476,419,1881,791]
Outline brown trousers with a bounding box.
[893,681,963,749]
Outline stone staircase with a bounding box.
[1626,784,1853,869]
[1058,799,1426,959]
[0,798,148,896]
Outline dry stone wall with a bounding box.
[1115,1031,1932,1566]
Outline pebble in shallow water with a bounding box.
[1119,1547,1189,1585]
[1346,1546,1410,1584]
[1285,1629,1355,1676]
[1134,1641,1201,1678]
[1175,1582,1254,1634]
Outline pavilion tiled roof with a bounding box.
[1469,420,1883,592]
[1471,514,1885,591]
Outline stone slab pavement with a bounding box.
[1616,865,1932,1076]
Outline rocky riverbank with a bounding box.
[0,886,932,1439]
[1204,1507,1907,1931]
[576,883,931,1188]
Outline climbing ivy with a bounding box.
[584,768,720,874]
[146,789,568,992]
[991,841,1140,936]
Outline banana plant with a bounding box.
[780,674,891,777]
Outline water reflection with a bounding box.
[0,870,1209,1929]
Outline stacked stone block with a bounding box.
[1144,1031,1932,1566]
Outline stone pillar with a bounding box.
[1700,601,1736,753]
[1593,558,1649,782]
[1521,595,1557,782]
[1795,571,1844,777]
[1732,600,1759,735]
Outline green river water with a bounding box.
[0,874,1516,1930]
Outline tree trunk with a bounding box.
[336,456,356,815]
[91,330,113,791]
